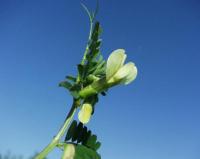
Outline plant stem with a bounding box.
[34,100,79,159]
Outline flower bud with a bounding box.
[78,103,93,124]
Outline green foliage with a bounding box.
[38,3,107,159]
[74,145,101,159]
[79,21,105,82]
[59,20,106,100]
[65,121,101,151]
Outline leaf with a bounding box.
[81,126,88,144]
[59,81,72,90]
[65,121,101,151]
[72,122,83,142]
[94,141,101,151]
[76,122,84,143]
[85,22,102,69]
[77,64,85,81]
[74,145,101,159]
[70,91,80,99]
[66,75,77,82]
[65,120,77,141]
[86,135,97,149]
[70,84,82,99]
[82,129,91,145]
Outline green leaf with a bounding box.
[72,122,83,142]
[94,141,101,151]
[81,129,90,145]
[70,91,80,99]
[81,126,88,144]
[66,75,76,82]
[65,121,101,151]
[77,64,85,81]
[85,22,102,65]
[59,81,72,90]
[82,130,92,145]
[86,134,97,149]
[74,145,101,159]
[76,122,84,143]
[70,84,82,99]
[65,120,77,141]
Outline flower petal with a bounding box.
[106,49,127,80]
[113,62,137,85]
[78,103,93,124]
[121,64,137,85]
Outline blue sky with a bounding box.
[0,0,200,158]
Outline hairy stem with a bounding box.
[34,100,79,159]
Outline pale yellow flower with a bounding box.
[78,103,93,124]
[79,49,137,98]
[106,49,137,85]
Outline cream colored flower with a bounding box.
[78,103,93,124]
[106,49,137,85]
[79,49,138,98]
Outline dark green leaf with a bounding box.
[76,122,84,143]
[81,126,88,144]
[72,122,83,142]
[59,81,72,90]
[74,145,101,159]
[65,120,77,141]
[86,135,97,149]
[66,75,77,82]
[82,130,92,145]
[70,91,80,99]
[70,83,82,99]
[77,64,85,81]
[94,141,101,151]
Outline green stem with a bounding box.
[34,100,78,159]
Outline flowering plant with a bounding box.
[34,3,137,159]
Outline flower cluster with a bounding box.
[78,49,137,124]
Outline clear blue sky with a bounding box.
[0,0,200,159]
